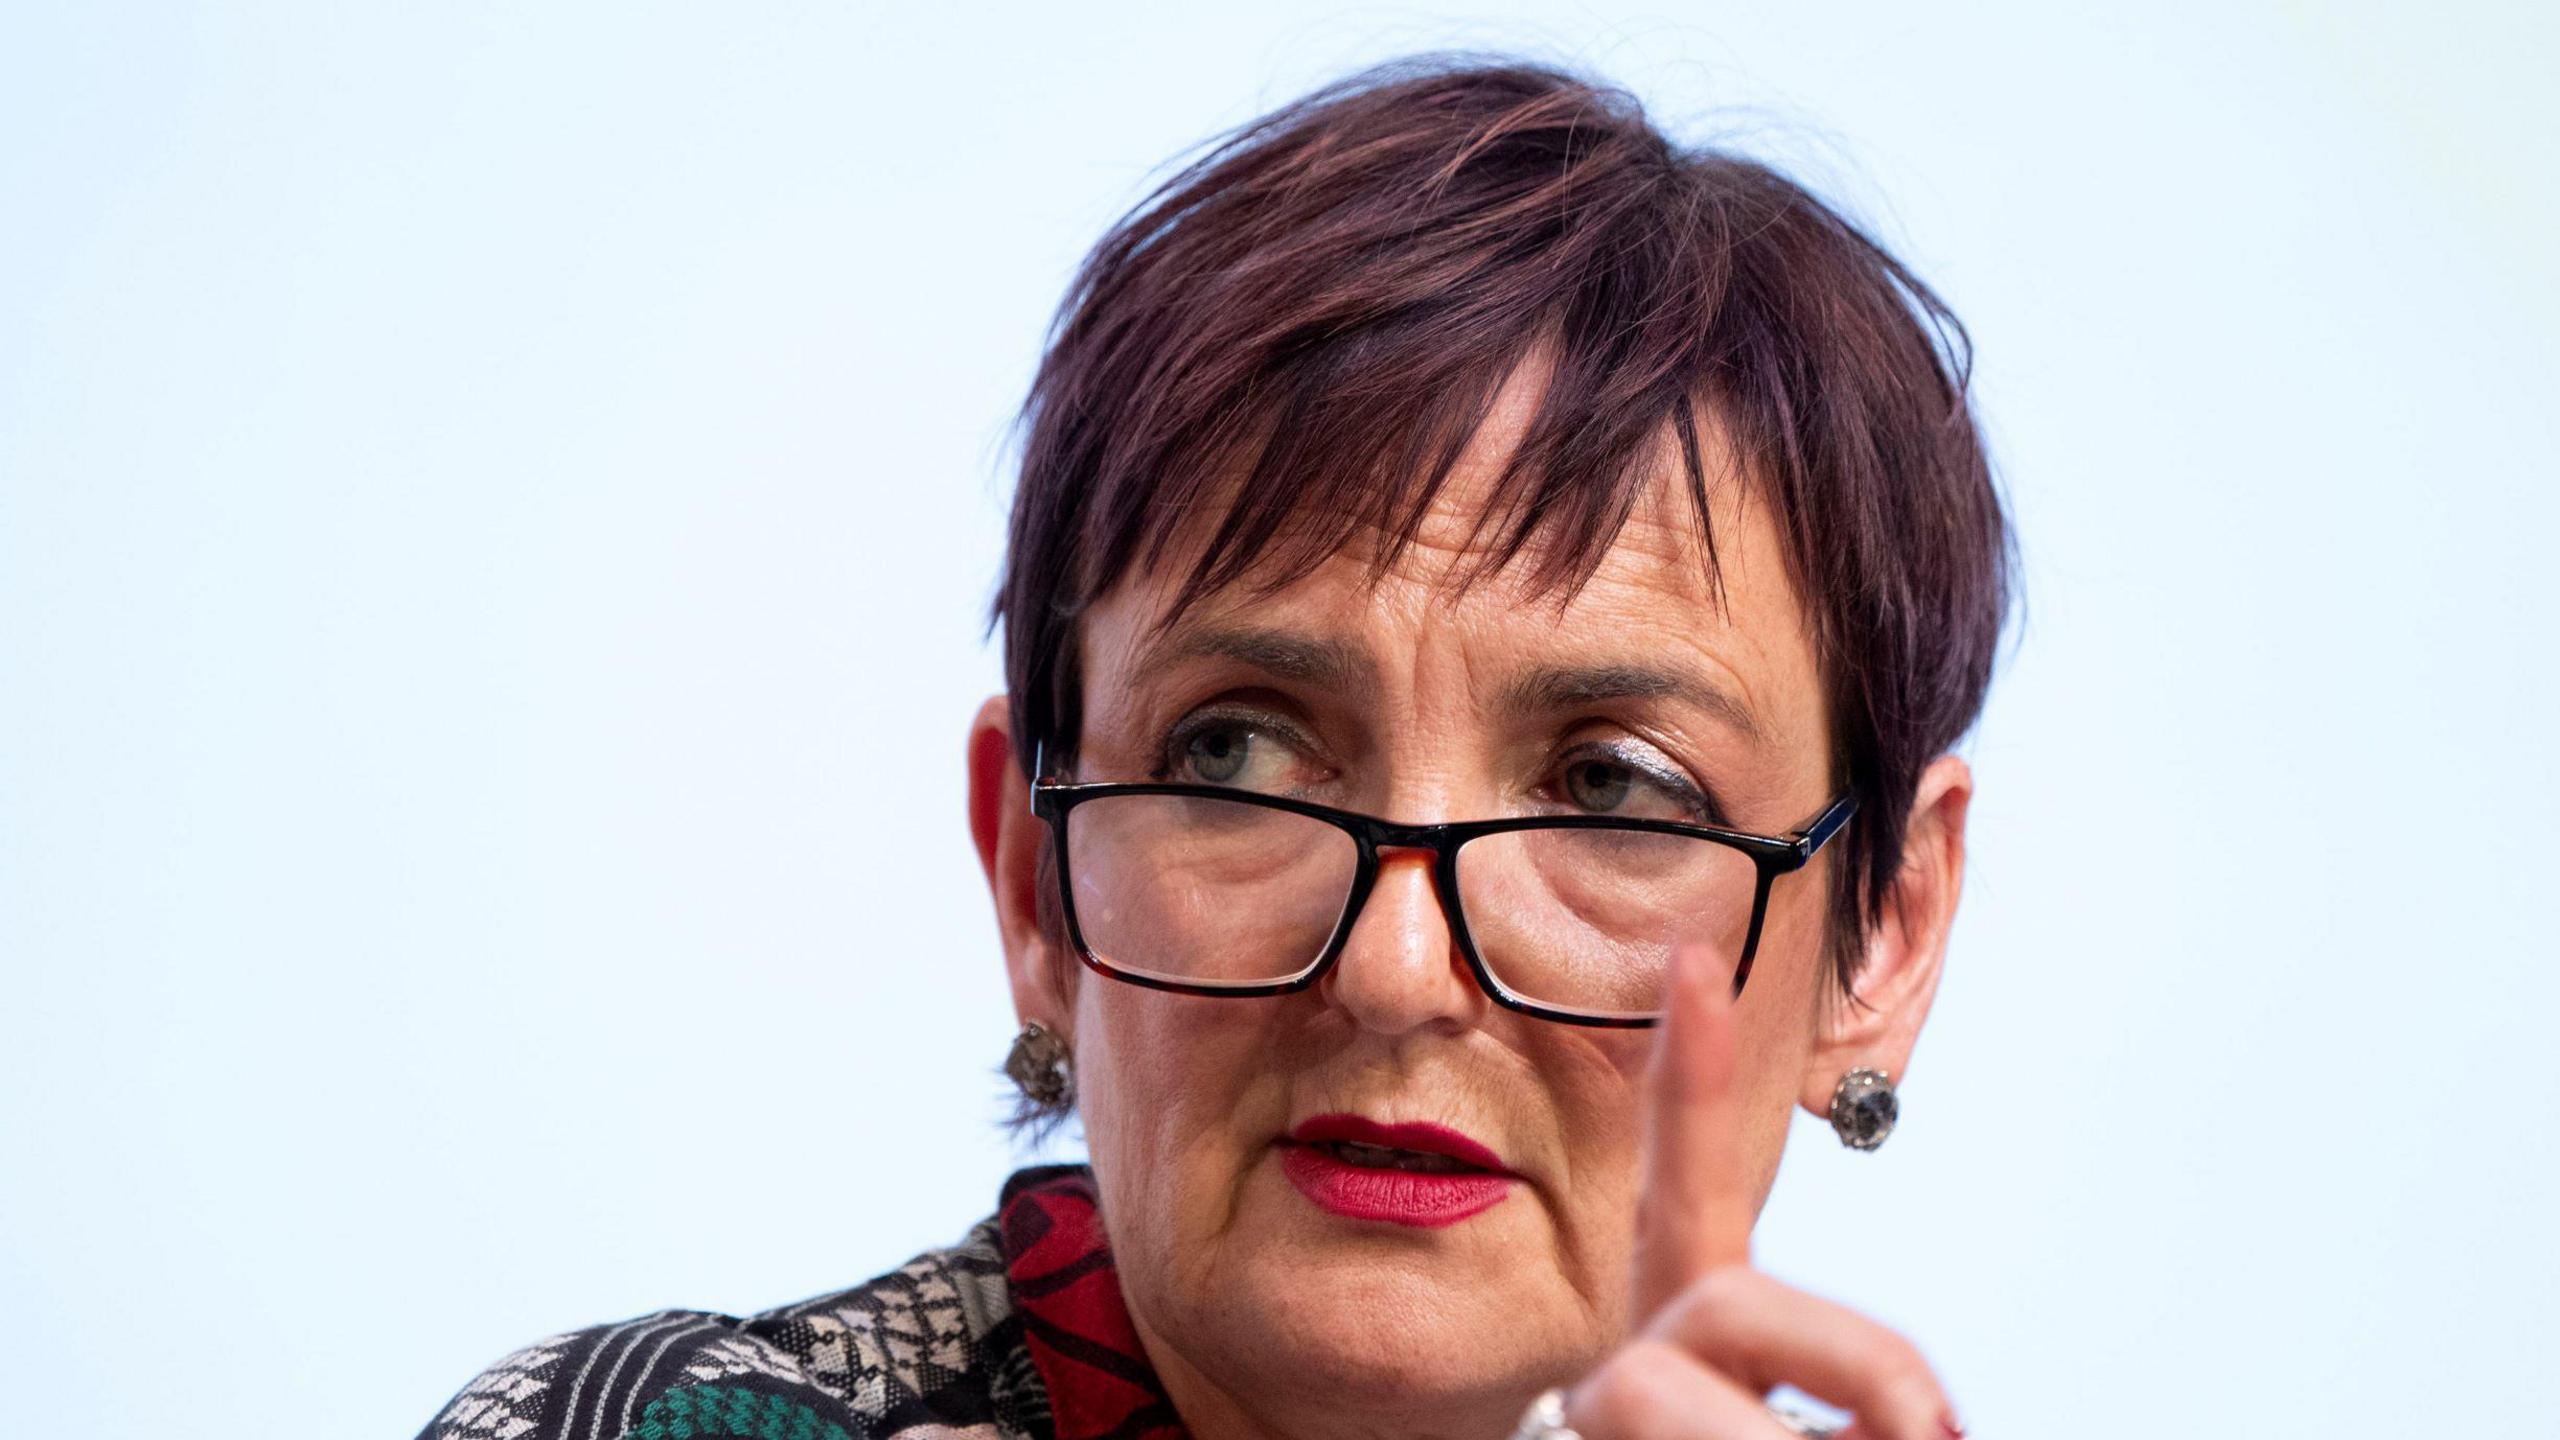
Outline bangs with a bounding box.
[1042,66,1743,637]
[1095,330,1732,641]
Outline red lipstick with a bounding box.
[1279,1114,1516,1228]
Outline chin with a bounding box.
[1114,1146,1607,1422]
[1195,1163,1583,1405]
[1232,1273,1526,1405]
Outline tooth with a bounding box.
[1315,1139,1473,1173]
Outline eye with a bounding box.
[1550,740,1716,823]
[1183,724,1254,784]
[1561,755,1635,812]
[1154,708,1314,793]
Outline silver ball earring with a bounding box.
[1828,1066,1898,1151]
[1004,1020,1073,1108]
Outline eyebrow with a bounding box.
[1133,624,1761,743]
[1500,662,1765,743]
[1132,624,1382,695]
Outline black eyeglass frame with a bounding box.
[1028,740,1858,1028]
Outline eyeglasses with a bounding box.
[1028,740,1856,1027]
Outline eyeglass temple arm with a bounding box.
[1793,790,1859,859]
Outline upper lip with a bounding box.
[1286,1113,1513,1175]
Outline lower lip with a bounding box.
[1278,1144,1515,1228]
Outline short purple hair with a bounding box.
[990,56,2013,1003]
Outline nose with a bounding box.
[1315,846,1485,1035]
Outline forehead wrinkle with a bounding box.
[1367,420,1735,624]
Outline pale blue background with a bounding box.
[4,4,2554,1437]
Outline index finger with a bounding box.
[1629,935,1757,1325]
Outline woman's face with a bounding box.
[969,371,1962,1435]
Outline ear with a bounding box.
[1798,752,1973,1118]
[966,694,1076,1038]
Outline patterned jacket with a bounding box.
[413,1208,1048,1440]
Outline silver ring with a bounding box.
[1512,1382,1842,1438]
[1769,1402,1845,1437]
[1509,1387,1582,1440]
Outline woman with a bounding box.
[419,57,2009,1440]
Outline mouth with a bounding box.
[1275,1114,1518,1227]
[1283,1114,1512,1174]
[1296,1139,1486,1174]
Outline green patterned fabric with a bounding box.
[625,1384,854,1440]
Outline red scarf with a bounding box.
[999,1166,1194,1440]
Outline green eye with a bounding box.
[1552,741,1718,823]
[1563,757,1634,812]
[1183,726,1253,784]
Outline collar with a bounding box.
[999,1165,1192,1440]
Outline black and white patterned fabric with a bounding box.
[414,1210,1047,1440]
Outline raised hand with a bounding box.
[1558,942,1961,1440]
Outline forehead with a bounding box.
[1078,359,1827,763]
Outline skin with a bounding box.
[966,359,1974,1440]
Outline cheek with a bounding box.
[1532,1031,1655,1278]
[1747,862,1836,1021]
[1542,985,1808,1259]
[1729,883,1831,1172]
[1074,989,1290,1224]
